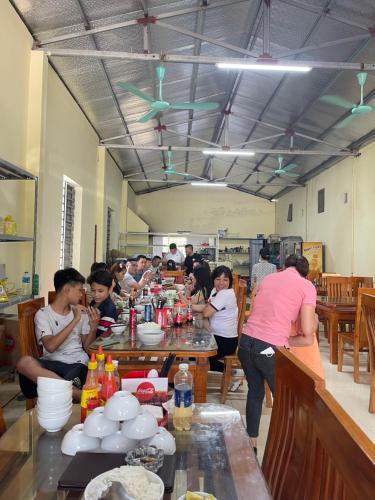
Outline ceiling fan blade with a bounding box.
[170,102,219,111]
[334,114,357,129]
[137,109,160,123]
[118,82,155,103]
[320,95,355,109]
[283,163,298,172]
[280,171,299,178]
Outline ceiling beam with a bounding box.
[37,49,375,70]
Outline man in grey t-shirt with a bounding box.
[17,268,100,402]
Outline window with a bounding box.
[318,188,325,213]
[287,203,293,222]
[60,181,75,269]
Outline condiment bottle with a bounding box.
[101,355,117,404]
[186,297,193,323]
[96,345,105,398]
[86,398,99,417]
[80,353,99,423]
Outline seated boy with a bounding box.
[17,268,100,402]
[87,270,118,337]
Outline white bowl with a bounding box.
[177,493,217,500]
[104,391,140,422]
[142,427,176,455]
[111,324,126,335]
[37,392,72,406]
[137,330,164,346]
[38,412,71,433]
[134,305,144,313]
[101,430,138,453]
[37,402,72,416]
[83,407,119,438]
[121,408,158,440]
[37,377,72,391]
[61,424,100,456]
[84,467,164,500]
[137,322,162,333]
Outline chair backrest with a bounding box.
[362,293,375,373]
[18,297,45,359]
[262,349,375,500]
[48,290,88,307]
[320,273,341,293]
[354,288,375,348]
[232,272,239,296]
[326,276,353,297]
[236,283,247,337]
[163,270,184,284]
[351,276,374,296]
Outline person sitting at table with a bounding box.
[134,254,147,282]
[164,243,184,266]
[145,257,152,271]
[239,254,317,454]
[201,266,238,372]
[16,268,100,402]
[123,258,152,294]
[250,247,276,290]
[110,262,128,297]
[167,259,177,271]
[87,270,118,337]
[176,266,212,311]
[151,255,162,277]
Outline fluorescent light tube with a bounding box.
[217,62,312,72]
[270,198,279,202]
[202,150,255,156]
[191,182,228,187]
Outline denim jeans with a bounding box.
[238,335,276,438]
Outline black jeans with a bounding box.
[209,335,238,372]
[238,335,276,438]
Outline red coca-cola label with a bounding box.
[136,381,156,402]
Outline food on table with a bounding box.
[185,492,215,500]
[84,465,162,500]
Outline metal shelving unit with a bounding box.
[0,158,38,311]
[119,232,219,262]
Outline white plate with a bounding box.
[84,467,164,500]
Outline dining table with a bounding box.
[0,404,271,500]
[89,320,217,403]
[316,296,357,364]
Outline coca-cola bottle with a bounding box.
[186,297,193,323]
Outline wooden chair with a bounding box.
[361,293,375,413]
[338,288,375,383]
[220,284,273,408]
[48,290,88,307]
[351,276,374,296]
[262,349,375,500]
[17,297,45,409]
[0,407,6,437]
[326,276,353,298]
[163,270,184,284]
[319,272,341,295]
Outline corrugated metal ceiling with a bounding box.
[11,0,375,199]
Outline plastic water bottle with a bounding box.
[21,271,31,296]
[173,363,193,431]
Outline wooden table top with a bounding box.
[0,404,271,500]
[316,296,357,309]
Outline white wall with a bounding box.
[135,185,275,236]
[276,142,375,277]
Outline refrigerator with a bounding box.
[267,236,303,268]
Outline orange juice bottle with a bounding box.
[80,353,99,422]
[101,355,117,404]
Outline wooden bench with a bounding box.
[262,349,375,500]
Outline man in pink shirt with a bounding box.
[239,255,318,453]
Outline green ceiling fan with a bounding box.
[320,72,373,128]
[118,66,219,123]
[163,150,206,181]
[274,156,299,177]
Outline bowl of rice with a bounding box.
[84,465,164,500]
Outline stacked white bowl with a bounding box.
[37,376,73,432]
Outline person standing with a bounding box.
[184,244,194,275]
[238,255,317,454]
[164,243,184,266]
[250,247,276,290]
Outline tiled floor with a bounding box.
[1,333,374,466]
